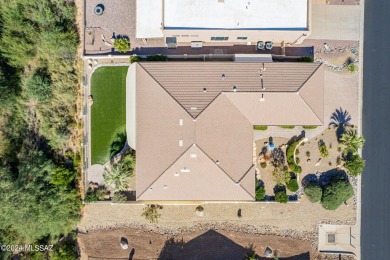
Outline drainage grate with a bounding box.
[327,233,336,243]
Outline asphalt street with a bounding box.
[361,0,390,259]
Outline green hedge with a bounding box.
[321,177,354,210]
[255,186,266,201]
[253,125,268,131]
[304,183,322,203]
[275,191,289,203]
[302,125,318,129]
[286,179,299,192]
[286,141,302,174]
[279,125,295,129]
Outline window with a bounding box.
[237,36,248,40]
[211,37,229,41]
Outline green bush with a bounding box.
[273,166,290,186]
[296,157,300,164]
[344,155,365,176]
[318,142,329,158]
[253,125,268,130]
[260,162,267,168]
[142,204,162,223]
[196,205,204,212]
[306,151,310,157]
[275,191,288,203]
[347,63,358,72]
[304,183,322,203]
[130,55,139,64]
[146,54,167,61]
[321,176,354,210]
[303,125,317,129]
[299,56,313,62]
[255,186,266,201]
[25,74,52,101]
[279,125,295,129]
[112,192,127,203]
[286,179,299,192]
[113,37,130,53]
[286,141,302,174]
[85,191,99,203]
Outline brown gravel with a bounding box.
[78,226,316,260]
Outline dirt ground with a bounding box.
[78,227,316,260]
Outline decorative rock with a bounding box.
[87,95,93,106]
[264,247,273,257]
[120,237,128,249]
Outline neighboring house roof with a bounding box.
[131,62,324,201]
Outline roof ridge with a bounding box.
[195,145,252,199]
[137,144,193,199]
[297,64,324,124]
[238,164,256,199]
[137,63,195,119]
[296,63,322,92]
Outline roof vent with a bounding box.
[260,94,265,102]
[181,167,190,173]
[232,86,237,92]
[179,140,183,147]
[149,187,153,191]
[216,160,220,165]
[163,185,168,189]
[174,172,179,177]
[221,74,225,80]
[190,153,197,158]
[203,88,207,93]
[190,107,197,110]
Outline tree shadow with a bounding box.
[110,130,127,158]
[329,108,352,139]
[128,247,135,260]
[286,131,306,146]
[318,169,348,188]
[273,185,286,194]
[256,179,264,190]
[301,174,318,187]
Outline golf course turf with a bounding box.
[91,66,128,165]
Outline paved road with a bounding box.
[361,0,390,259]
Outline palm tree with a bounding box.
[340,130,365,155]
[103,162,132,192]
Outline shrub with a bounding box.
[196,205,204,212]
[25,74,52,101]
[344,155,365,176]
[130,55,139,64]
[286,141,302,174]
[340,130,365,156]
[318,141,329,158]
[85,191,99,203]
[103,161,133,192]
[255,186,266,201]
[95,188,107,201]
[296,157,300,164]
[113,37,130,53]
[279,125,295,129]
[296,149,300,155]
[146,54,167,61]
[142,204,162,223]
[275,191,288,203]
[112,192,127,203]
[260,162,267,168]
[253,125,268,130]
[306,151,310,157]
[321,176,354,210]
[336,156,342,165]
[347,63,358,72]
[271,148,285,167]
[304,183,322,203]
[302,125,317,129]
[299,56,313,62]
[272,166,290,186]
[286,179,299,192]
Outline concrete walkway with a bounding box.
[309,4,361,40]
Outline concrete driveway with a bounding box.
[309,4,361,40]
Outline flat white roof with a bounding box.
[164,0,308,30]
[136,0,164,38]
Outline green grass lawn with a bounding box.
[91,66,128,165]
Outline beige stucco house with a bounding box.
[126,62,324,201]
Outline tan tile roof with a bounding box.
[138,145,254,201]
[134,62,324,201]
[139,62,322,117]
